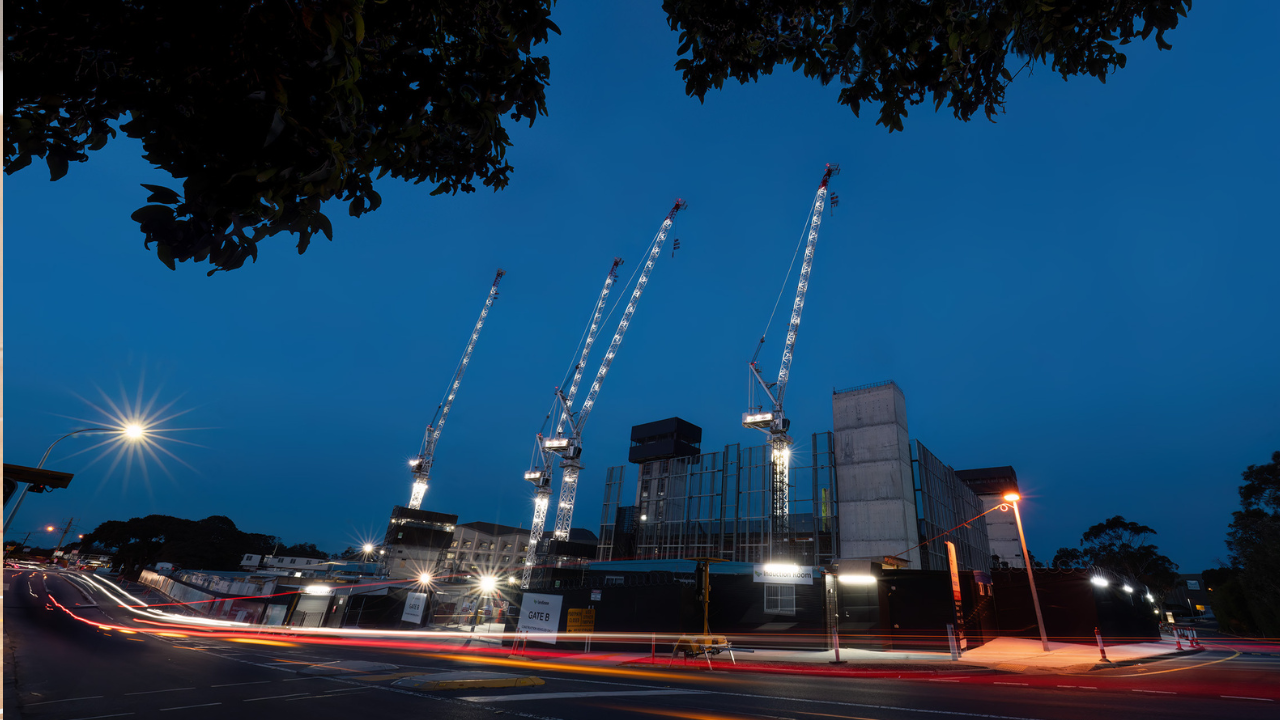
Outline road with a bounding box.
[5,568,1278,720]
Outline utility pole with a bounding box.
[53,517,76,563]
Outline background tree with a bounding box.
[1051,515,1180,594]
[7,1,1188,274]
[80,514,327,577]
[5,0,557,274]
[1215,451,1280,636]
[665,0,1190,132]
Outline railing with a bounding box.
[832,379,897,395]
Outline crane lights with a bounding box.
[743,165,837,559]
[406,269,505,510]
[521,200,685,589]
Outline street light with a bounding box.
[5,425,149,532]
[1003,492,1050,652]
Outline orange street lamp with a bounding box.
[1004,492,1049,652]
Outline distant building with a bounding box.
[1165,572,1214,618]
[382,506,458,580]
[442,521,530,582]
[240,553,330,576]
[956,466,1022,568]
[914,441,991,572]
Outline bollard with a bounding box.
[1174,628,1183,651]
[830,627,847,664]
[1095,626,1109,663]
[946,624,960,661]
[1192,628,1200,648]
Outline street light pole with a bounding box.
[1005,493,1050,652]
[5,428,115,533]
[5,425,148,532]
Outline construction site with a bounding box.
[370,164,1161,652]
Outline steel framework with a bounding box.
[521,200,686,588]
[743,164,838,557]
[407,269,505,509]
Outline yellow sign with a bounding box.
[566,608,596,633]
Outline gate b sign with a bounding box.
[516,593,563,645]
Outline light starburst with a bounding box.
[52,372,211,494]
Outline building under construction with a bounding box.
[597,417,839,566]
[595,381,1002,575]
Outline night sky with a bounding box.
[6,3,1277,573]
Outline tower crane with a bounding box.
[522,258,624,587]
[522,199,687,588]
[407,269,505,510]
[743,164,839,557]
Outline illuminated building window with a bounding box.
[764,584,796,616]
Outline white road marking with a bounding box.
[159,703,221,711]
[124,687,195,695]
[66,714,135,720]
[930,679,960,682]
[462,690,705,703]
[210,681,272,687]
[282,676,332,681]
[1221,696,1274,702]
[993,682,1028,686]
[243,693,313,702]
[1132,690,1175,694]
[24,696,105,707]
[326,687,373,693]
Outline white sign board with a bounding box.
[517,593,563,645]
[752,564,814,585]
[401,592,428,624]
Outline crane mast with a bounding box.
[551,199,685,540]
[407,269,505,510]
[522,199,686,588]
[522,258,625,589]
[743,164,838,557]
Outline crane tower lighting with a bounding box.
[520,200,686,588]
[406,269,505,510]
[744,163,839,559]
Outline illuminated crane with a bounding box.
[522,199,686,587]
[407,269,505,509]
[743,164,838,556]
[521,258,623,587]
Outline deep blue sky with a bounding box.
[6,3,1277,572]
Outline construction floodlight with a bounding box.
[542,437,571,451]
[741,411,774,429]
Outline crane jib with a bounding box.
[406,269,505,510]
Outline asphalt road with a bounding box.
[5,568,1277,720]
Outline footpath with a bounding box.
[528,632,1204,677]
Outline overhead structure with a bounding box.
[407,269,505,510]
[743,164,839,558]
[522,199,687,588]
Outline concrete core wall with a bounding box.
[832,382,921,567]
